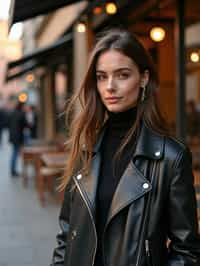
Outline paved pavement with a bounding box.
[0,130,60,266]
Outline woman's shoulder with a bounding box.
[142,122,191,163]
[163,135,192,167]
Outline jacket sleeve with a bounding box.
[166,147,200,266]
[50,180,73,266]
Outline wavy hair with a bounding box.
[60,28,169,189]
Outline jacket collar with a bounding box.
[93,121,164,160]
[74,121,165,224]
[134,121,164,160]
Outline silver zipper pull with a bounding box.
[145,240,150,256]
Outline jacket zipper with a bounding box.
[102,228,107,266]
[135,160,158,266]
[145,239,152,266]
[74,178,97,266]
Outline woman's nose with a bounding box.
[106,76,115,91]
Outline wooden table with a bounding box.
[37,152,67,205]
[21,145,58,186]
[41,152,67,169]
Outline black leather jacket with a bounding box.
[51,123,200,266]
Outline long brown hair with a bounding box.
[61,28,168,189]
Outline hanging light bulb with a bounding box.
[76,22,86,33]
[105,2,117,15]
[150,27,166,42]
[190,52,199,63]
[93,6,103,15]
[26,73,34,83]
[18,93,28,103]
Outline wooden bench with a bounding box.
[21,145,58,187]
[37,152,66,206]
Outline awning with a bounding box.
[6,60,40,82]
[6,33,72,81]
[9,0,86,26]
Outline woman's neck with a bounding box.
[107,107,137,133]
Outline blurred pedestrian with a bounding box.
[0,107,6,146]
[27,105,38,139]
[24,105,38,145]
[8,101,27,177]
[0,94,7,146]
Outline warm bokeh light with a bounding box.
[0,20,22,60]
[105,2,117,15]
[0,21,8,40]
[26,73,35,83]
[190,52,199,63]
[0,0,11,20]
[8,23,23,41]
[18,93,28,103]
[76,22,86,33]
[93,6,103,15]
[150,27,166,42]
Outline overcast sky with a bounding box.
[0,0,11,20]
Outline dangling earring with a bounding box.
[141,85,146,102]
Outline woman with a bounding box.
[50,29,200,266]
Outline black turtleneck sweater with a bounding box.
[95,107,137,266]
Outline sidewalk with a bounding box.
[0,130,60,266]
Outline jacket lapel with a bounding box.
[74,122,164,225]
[74,127,106,220]
[106,160,152,224]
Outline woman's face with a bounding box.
[96,49,149,113]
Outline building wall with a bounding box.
[186,22,200,46]
[0,20,23,99]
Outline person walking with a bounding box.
[0,107,6,146]
[23,104,38,145]
[50,29,200,266]
[9,101,27,177]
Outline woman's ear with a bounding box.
[140,70,149,87]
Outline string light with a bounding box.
[105,2,117,15]
[25,73,34,83]
[93,6,103,15]
[190,52,199,63]
[76,22,86,33]
[150,27,166,42]
[18,93,28,103]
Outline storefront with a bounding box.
[6,0,200,142]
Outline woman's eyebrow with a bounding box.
[96,70,106,73]
[96,67,132,73]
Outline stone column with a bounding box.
[43,68,56,140]
[73,20,94,92]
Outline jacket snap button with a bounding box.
[143,183,149,189]
[77,174,82,180]
[155,151,160,157]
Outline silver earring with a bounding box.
[141,86,146,102]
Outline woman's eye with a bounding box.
[118,72,130,79]
[96,74,107,81]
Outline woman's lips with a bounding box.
[105,97,122,103]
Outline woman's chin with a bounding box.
[106,105,130,113]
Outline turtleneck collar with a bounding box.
[106,107,137,134]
